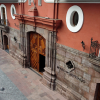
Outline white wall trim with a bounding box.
[18,0,27,3]
[0,4,7,26]
[66,5,84,33]
[10,4,16,19]
[44,0,67,3]
[44,0,100,3]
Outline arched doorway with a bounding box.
[3,35,9,53]
[94,83,100,100]
[29,32,45,73]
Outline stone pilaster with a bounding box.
[42,31,56,90]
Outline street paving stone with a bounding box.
[0,49,66,100]
[0,70,28,100]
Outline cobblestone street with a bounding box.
[0,49,66,100]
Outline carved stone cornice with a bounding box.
[15,14,62,31]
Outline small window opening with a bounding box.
[66,61,73,69]
[12,8,15,15]
[73,12,79,26]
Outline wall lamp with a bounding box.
[14,37,17,43]
[81,41,85,50]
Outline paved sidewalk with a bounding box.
[0,49,66,100]
[0,69,27,100]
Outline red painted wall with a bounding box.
[57,3,100,53]
[20,0,54,18]
[0,1,54,30]
[1,2,100,54]
[1,3,20,30]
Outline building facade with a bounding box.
[0,0,100,100]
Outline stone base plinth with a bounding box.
[42,67,56,90]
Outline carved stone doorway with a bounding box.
[25,26,56,90]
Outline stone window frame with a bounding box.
[25,26,53,69]
[66,5,84,33]
[10,4,16,20]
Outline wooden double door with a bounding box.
[30,32,45,72]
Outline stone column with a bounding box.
[42,31,56,90]
[0,30,2,48]
[19,23,27,68]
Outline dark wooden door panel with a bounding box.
[96,84,100,100]
[30,33,39,71]
[95,83,100,100]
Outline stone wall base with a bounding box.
[56,79,87,100]
[9,49,28,68]
[56,43,100,100]
[42,67,56,90]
